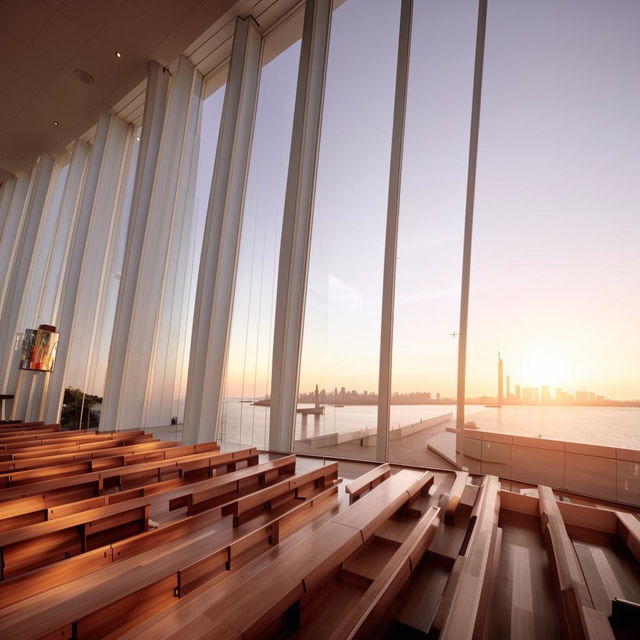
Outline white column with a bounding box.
[0,174,31,325]
[182,17,262,445]
[0,178,16,238]
[100,61,170,430]
[268,0,332,453]
[456,0,488,452]
[376,0,413,461]
[114,56,202,429]
[0,154,54,394]
[45,113,125,423]
[144,71,203,427]
[38,141,91,330]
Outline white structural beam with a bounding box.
[182,17,262,445]
[0,174,29,312]
[0,179,16,239]
[456,0,488,452]
[100,61,170,430]
[114,56,202,429]
[268,0,332,453]
[45,113,120,423]
[376,0,413,462]
[0,154,54,394]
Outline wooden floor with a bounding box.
[0,421,637,639]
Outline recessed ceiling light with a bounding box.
[74,68,95,85]
[53,121,60,126]
[115,51,122,59]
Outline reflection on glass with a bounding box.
[295,0,400,461]
[220,15,302,449]
[389,0,476,467]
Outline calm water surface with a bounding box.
[219,400,639,450]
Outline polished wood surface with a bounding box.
[0,424,636,639]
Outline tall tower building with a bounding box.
[506,375,511,401]
[497,352,504,404]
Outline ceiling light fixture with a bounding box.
[74,69,95,85]
[115,51,122,59]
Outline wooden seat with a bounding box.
[124,470,433,640]
[0,466,342,638]
[328,505,441,640]
[444,471,469,524]
[345,463,391,504]
[538,484,615,640]
[434,475,501,640]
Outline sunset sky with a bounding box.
[216,0,639,402]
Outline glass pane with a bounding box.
[465,0,640,499]
[220,11,303,450]
[389,0,477,468]
[295,0,401,461]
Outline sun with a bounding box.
[522,347,571,387]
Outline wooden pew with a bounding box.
[0,438,214,483]
[219,461,339,526]
[0,452,288,578]
[0,429,149,452]
[616,511,640,562]
[444,471,469,525]
[0,446,249,505]
[328,506,441,640]
[129,470,434,640]
[0,468,291,611]
[0,447,256,528]
[345,463,391,504]
[0,466,343,638]
[434,474,501,640]
[0,439,180,473]
[0,427,70,444]
[538,485,615,640]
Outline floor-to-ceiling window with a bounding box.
[219,10,303,449]
[464,0,640,499]
[389,0,477,466]
[295,0,401,461]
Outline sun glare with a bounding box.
[522,348,571,387]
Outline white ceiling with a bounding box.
[0,0,237,179]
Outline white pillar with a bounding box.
[0,178,16,239]
[182,17,263,445]
[100,61,170,430]
[0,154,54,394]
[114,56,203,429]
[456,0,488,453]
[376,0,413,462]
[45,114,127,423]
[0,174,31,326]
[268,0,332,453]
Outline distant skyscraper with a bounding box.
[515,384,521,401]
[506,375,511,401]
[497,352,504,404]
[541,385,551,404]
[534,388,540,403]
[523,387,534,402]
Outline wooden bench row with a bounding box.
[118,470,435,640]
[0,446,255,527]
[538,485,616,640]
[0,455,333,580]
[0,444,241,505]
[345,463,390,504]
[0,461,343,638]
[0,438,182,473]
[433,474,501,640]
[0,438,219,484]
